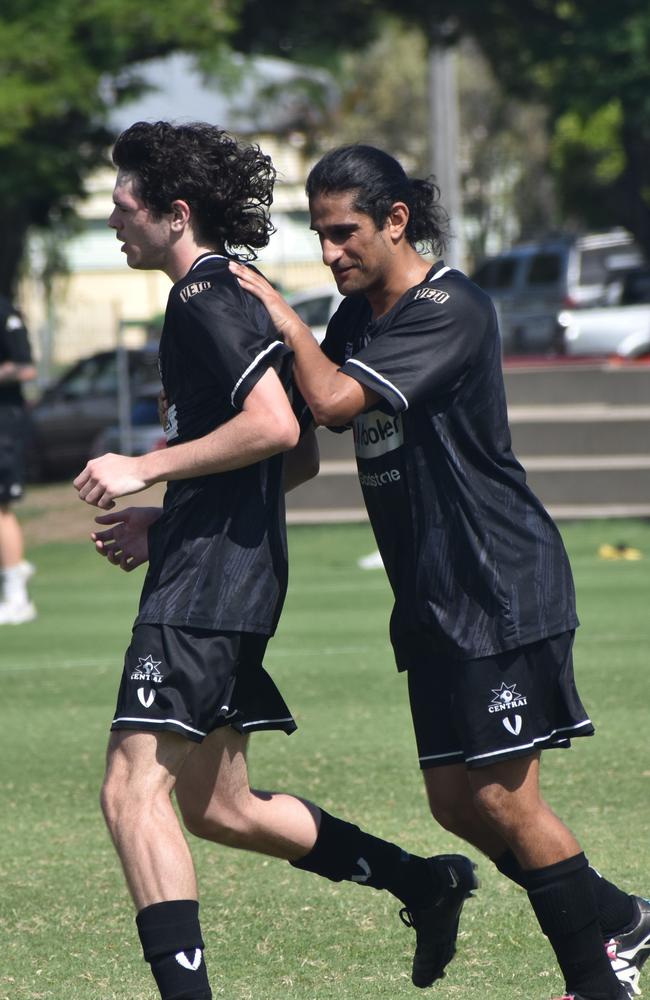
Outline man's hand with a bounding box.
[229,262,312,344]
[73,453,149,509]
[91,506,162,571]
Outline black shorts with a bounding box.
[406,630,594,769]
[111,623,297,743]
[0,406,26,504]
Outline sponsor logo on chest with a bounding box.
[353,409,403,459]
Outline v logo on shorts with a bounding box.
[137,687,155,709]
[502,714,523,736]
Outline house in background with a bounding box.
[20,53,337,369]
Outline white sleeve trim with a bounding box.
[345,358,409,411]
[230,340,285,407]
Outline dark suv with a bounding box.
[26,344,161,479]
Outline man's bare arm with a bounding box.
[229,262,378,426]
[74,366,299,509]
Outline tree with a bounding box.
[236,0,650,258]
[0,0,237,296]
[314,22,556,264]
[447,1,650,255]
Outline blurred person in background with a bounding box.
[0,295,36,624]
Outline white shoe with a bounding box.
[0,598,37,624]
[357,550,384,570]
[17,560,36,581]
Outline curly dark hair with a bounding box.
[306,145,449,256]
[112,121,276,259]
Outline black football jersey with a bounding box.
[322,261,578,662]
[136,254,293,635]
[0,297,32,407]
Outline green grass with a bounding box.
[1,519,649,1000]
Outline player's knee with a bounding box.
[427,796,474,837]
[181,800,253,847]
[471,782,514,830]
[100,764,159,834]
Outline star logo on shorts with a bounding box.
[138,654,162,677]
[488,682,527,715]
[130,653,164,683]
[490,682,521,706]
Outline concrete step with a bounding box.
[523,457,650,505]
[509,405,650,455]
[503,362,650,406]
[285,364,650,521]
[285,456,650,516]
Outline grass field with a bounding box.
[1,515,649,1000]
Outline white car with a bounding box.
[286,285,343,343]
[471,230,642,355]
[557,267,650,358]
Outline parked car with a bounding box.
[286,285,343,342]
[556,266,650,358]
[471,230,642,355]
[89,384,167,458]
[26,344,161,480]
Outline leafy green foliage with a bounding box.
[237,0,650,252]
[0,0,237,294]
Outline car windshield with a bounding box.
[579,245,640,286]
[527,253,562,284]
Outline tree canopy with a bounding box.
[237,0,650,258]
[0,0,237,295]
[2,0,650,296]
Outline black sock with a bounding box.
[290,810,436,906]
[590,865,636,938]
[495,849,636,937]
[136,899,212,1000]
[527,853,621,1000]
[493,848,528,888]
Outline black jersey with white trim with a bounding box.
[136,255,293,636]
[0,296,32,407]
[322,261,578,662]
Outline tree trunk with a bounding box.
[615,122,650,261]
[0,208,30,299]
